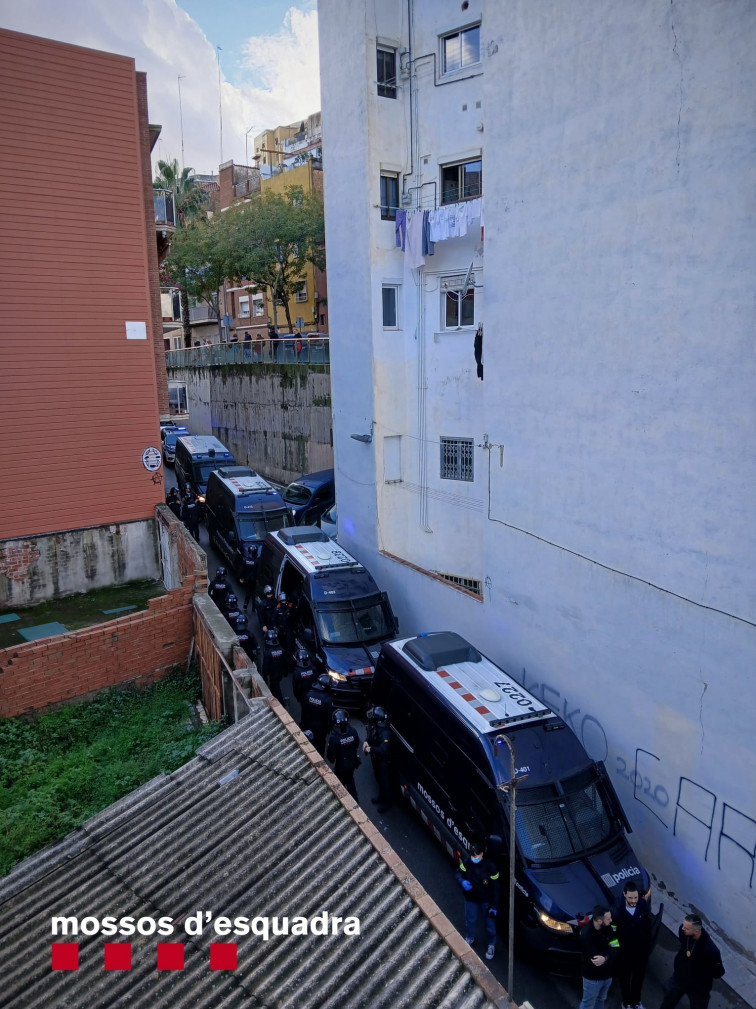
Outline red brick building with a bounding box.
[0,29,167,545]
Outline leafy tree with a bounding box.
[153,159,209,347]
[224,185,325,334]
[161,214,230,343]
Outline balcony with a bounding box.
[154,189,176,229]
[166,337,330,368]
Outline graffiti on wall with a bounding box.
[518,668,756,889]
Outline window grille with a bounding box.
[440,437,474,481]
[435,572,483,597]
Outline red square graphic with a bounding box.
[51,943,79,971]
[210,943,237,971]
[157,943,185,971]
[104,943,132,970]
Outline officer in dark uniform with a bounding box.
[224,592,241,627]
[262,627,286,704]
[327,709,361,801]
[166,487,182,519]
[456,841,500,960]
[274,591,295,670]
[256,584,276,633]
[233,614,255,660]
[181,491,200,541]
[208,567,230,611]
[238,555,256,610]
[291,647,316,711]
[301,674,333,755]
[363,705,392,812]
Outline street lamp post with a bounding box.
[494,734,528,1004]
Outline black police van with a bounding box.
[371,631,652,971]
[205,467,292,577]
[255,527,397,707]
[174,435,235,510]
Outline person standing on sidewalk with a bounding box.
[579,905,620,1009]
[659,914,725,1009]
[455,841,500,961]
[613,881,653,1009]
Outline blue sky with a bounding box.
[1,0,321,174]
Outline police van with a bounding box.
[255,527,397,707]
[205,467,292,578]
[174,435,235,508]
[371,631,651,970]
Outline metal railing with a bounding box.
[166,337,330,368]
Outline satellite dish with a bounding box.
[462,260,475,295]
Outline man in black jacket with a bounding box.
[180,491,200,541]
[301,675,333,755]
[579,905,620,1009]
[326,709,361,801]
[363,706,392,813]
[613,881,653,1009]
[659,914,725,1009]
[456,841,500,961]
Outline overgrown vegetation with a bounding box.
[0,665,221,876]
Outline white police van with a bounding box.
[255,527,397,707]
[205,467,292,578]
[371,631,652,971]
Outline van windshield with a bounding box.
[283,484,312,506]
[238,511,291,541]
[314,599,392,646]
[514,770,614,863]
[193,463,219,483]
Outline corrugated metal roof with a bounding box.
[0,702,509,1009]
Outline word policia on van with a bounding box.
[49,911,361,972]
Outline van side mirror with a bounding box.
[487,834,503,858]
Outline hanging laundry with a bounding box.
[395,209,406,251]
[421,210,435,256]
[474,323,483,380]
[405,210,426,268]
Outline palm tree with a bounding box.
[154,159,209,347]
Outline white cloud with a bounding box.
[0,0,320,176]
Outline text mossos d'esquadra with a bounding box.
[51,911,360,941]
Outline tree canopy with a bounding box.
[153,159,208,226]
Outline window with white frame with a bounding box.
[295,282,308,302]
[377,46,397,98]
[441,158,482,203]
[442,275,475,328]
[380,173,399,221]
[382,285,399,328]
[441,24,481,74]
[168,382,188,415]
[252,293,264,316]
[440,437,474,481]
[238,295,250,318]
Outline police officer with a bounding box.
[180,491,200,541]
[238,555,256,609]
[274,590,295,668]
[301,674,333,755]
[166,487,182,519]
[327,709,361,801]
[363,705,392,812]
[456,841,500,961]
[224,592,241,626]
[256,584,276,633]
[291,647,316,710]
[208,567,230,611]
[262,627,286,704]
[233,613,255,660]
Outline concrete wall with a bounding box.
[167,363,334,485]
[319,0,756,970]
[0,520,160,608]
[0,509,205,717]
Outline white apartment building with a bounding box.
[318,0,756,972]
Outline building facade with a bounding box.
[318,0,756,967]
[1,30,165,570]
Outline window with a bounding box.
[442,24,480,74]
[382,285,399,327]
[380,173,399,221]
[167,382,188,415]
[238,295,250,318]
[295,283,308,303]
[441,159,482,204]
[442,276,475,328]
[377,46,397,98]
[252,293,264,316]
[440,437,474,481]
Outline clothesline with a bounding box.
[394,199,484,268]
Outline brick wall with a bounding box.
[0,511,206,718]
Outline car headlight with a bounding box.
[198,495,206,504]
[537,908,573,933]
[328,670,348,684]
